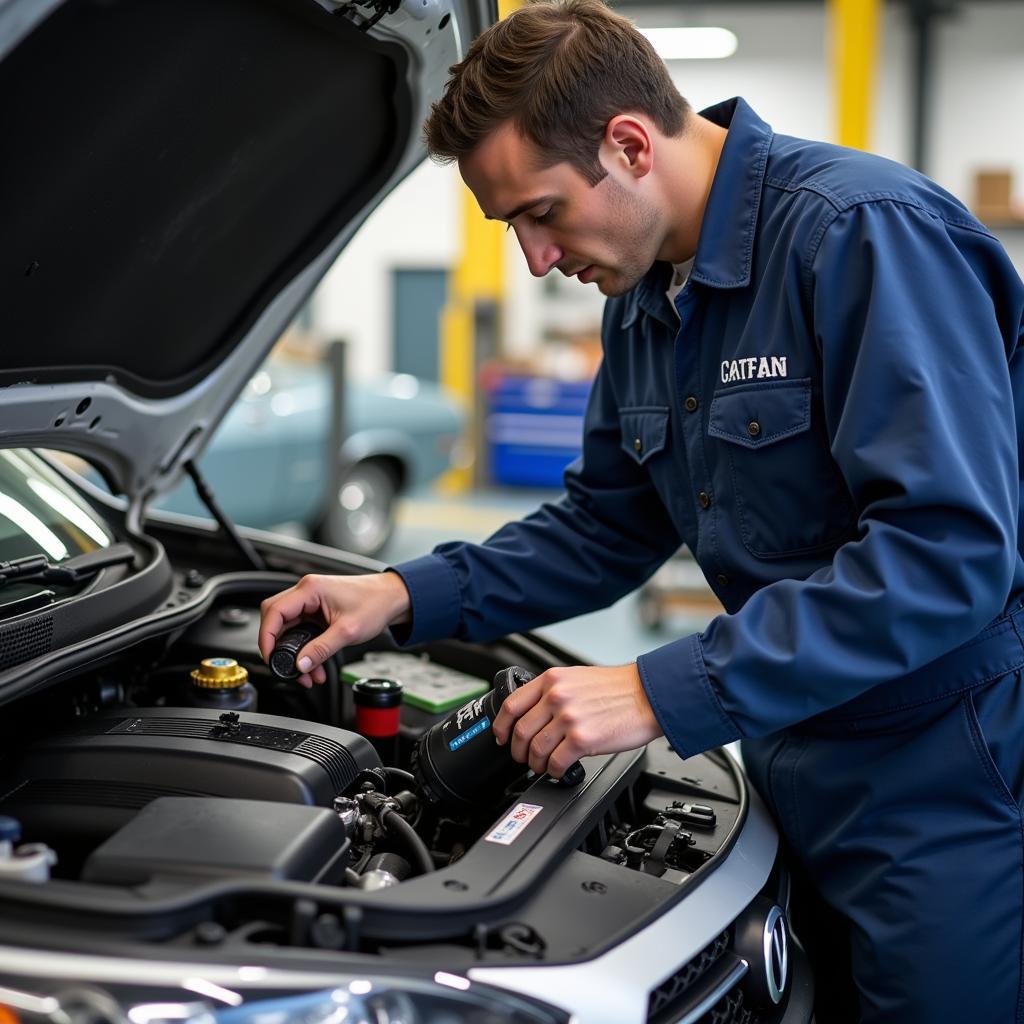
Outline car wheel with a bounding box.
[317,460,397,558]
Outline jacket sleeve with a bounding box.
[391,318,683,646]
[638,201,1024,757]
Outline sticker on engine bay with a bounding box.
[485,802,544,845]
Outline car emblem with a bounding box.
[763,904,790,1004]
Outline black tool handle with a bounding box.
[498,667,585,787]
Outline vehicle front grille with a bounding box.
[647,929,762,1024]
[701,988,756,1024]
[648,931,730,1019]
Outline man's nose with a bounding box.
[516,228,562,277]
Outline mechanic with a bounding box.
[259,1,1024,1019]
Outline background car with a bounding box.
[156,346,465,558]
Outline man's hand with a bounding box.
[258,571,411,688]
[492,663,663,778]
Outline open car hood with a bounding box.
[0,0,489,502]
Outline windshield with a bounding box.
[0,450,114,605]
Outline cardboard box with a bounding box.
[974,168,1023,225]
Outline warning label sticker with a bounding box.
[484,802,544,845]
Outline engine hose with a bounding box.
[383,767,417,792]
[381,807,434,876]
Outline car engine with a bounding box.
[0,595,748,959]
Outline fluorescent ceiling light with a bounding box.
[640,27,738,60]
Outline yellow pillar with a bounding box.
[438,0,522,493]
[829,0,881,151]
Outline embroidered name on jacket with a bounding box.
[720,356,788,383]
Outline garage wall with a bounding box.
[315,159,462,380]
[929,1,1024,271]
[314,1,1024,377]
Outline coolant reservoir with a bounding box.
[185,657,257,712]
[0,815,56,882]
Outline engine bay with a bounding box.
[0,580,746,965]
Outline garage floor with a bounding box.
[383,487,721,667]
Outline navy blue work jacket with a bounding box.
[394,98,1024,758]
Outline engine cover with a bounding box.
[81,797,351,887]
[0,707,380,847]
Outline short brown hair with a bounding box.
[424,0,690,186]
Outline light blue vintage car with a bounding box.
[156,359,464,557]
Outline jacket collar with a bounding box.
[621,97,773,330]
[689,97,773,289]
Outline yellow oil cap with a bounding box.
[190,657,249,690]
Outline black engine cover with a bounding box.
[0,707,380,846]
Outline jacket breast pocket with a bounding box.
[708,378,856,558]
[619,406,669,465]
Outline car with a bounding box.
[0,1,814,1023]
[155,354,465,558]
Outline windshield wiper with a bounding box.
[0,542,136,588]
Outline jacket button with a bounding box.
[747,420,761,437]
[634,438,643,454]
[698,491,711,509]
[684,396,698,412]
[716,573,729,586]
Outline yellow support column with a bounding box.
[438,0,522,493]
[830,0,881,151]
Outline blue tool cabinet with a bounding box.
[485,374,592,488]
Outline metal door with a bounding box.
[392,267,447,383]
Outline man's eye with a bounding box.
[533,208,555,225]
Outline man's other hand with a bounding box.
[258,571,411,688]
[492,663,663,778]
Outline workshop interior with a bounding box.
[0,2,1021,1024]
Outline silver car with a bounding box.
[0,1,812,1022]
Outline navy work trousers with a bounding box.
[743,614,1024,1022]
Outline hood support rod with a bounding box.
[183,460,266,572]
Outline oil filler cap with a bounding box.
[190,657,249,689]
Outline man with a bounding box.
[259,1,1024,1019]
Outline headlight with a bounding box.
[0,962,570,1024]
[214,982,561,1024]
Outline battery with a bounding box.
[342,652,488,714]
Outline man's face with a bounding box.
[459,121,663,297]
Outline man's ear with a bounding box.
[602,115,654,178]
